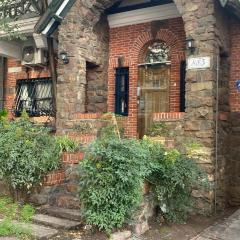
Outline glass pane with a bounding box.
[145,42,170,63]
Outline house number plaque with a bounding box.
[187,57,211,70]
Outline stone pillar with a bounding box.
[56,0,88,133]
[56,1,109,133]
[181,0,217,212]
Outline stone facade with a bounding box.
[56,1,110,133]
[54,0,240,213]
[1,0,240,220]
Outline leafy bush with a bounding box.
[78,136,151,233]
[78,127,208,232]
[147,143,208,223]
[0,109,8,119]
[0,116,61,191]
[146,122,169,137]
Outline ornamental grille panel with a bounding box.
[14,78,54,117]
[0,0,43,20]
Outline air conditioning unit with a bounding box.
[21,46,47,66]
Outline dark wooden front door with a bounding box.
[138,64,170,137]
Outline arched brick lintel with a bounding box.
[129,29,185,64]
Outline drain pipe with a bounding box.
[214,55,220,214]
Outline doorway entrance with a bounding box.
[137,41,171,138]
[138,64,170,137]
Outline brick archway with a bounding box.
[129,29,184,64]
[106,20,186,137]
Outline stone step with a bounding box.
[25,222,59,239]
[0,220,58,240]
[41,206,82,221]
[49,193,81,209]
[32,214,81,230]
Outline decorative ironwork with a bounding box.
[145,42,170,63]
[0,0,43,20]
[14,78,54,117]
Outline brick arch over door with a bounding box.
[128,28,186,116]
[108,24,186,138]
[129,29,185,63]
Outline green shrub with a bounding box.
[78,135,151,233]
[0,109,8,119]
[147,144,209,223]
[55,135,79,153]
[78,127,208,232]
[0,116,61,191]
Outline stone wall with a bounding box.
[55,0,240,213]
[57,2,110,133]
[214,1,231,209]
[179,0,218,213]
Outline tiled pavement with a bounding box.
[191,209,240,240]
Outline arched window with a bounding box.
[145,42,170,64]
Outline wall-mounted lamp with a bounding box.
[59,51,72,64]
[186,36,196,54]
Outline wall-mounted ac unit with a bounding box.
[21,46,47,66]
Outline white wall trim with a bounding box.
[0,17,40,37]
[107,3,181,28]
[0,41,22,59]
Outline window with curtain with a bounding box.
[14,78,53,117]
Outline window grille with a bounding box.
[115,67,129,116]
[14,78,53,117]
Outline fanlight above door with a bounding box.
[145,42,170,64]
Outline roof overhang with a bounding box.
[0,17,40,38]
[219,0,240,19]
[34,0,76,37]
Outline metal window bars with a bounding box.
[14,78,54,117]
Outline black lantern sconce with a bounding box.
[186,36,196,54]
[59,51,73,64]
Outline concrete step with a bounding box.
[41,206,82,221]
[32,214,81,230]
[0,220,59,240]
[25,222,59,239]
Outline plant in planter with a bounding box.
[55,135,80,153]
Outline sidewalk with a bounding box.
[192,209,240,240]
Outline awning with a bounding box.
[34,0,76,36]
[219,0,240,19]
